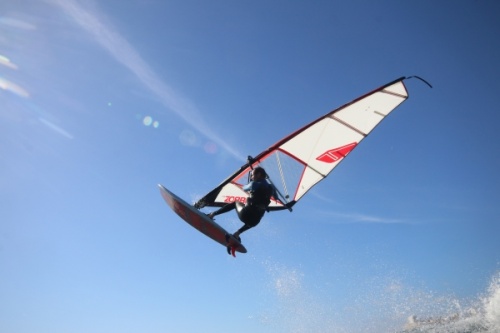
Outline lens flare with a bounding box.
[0,55,18,70]
[0,77,29,98]
[143,115,153,126]
[141,116,159,128]
[204,141,217,154]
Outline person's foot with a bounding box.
[225,233,241,243]
[206,212,215,219]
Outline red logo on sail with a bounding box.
[316,142,357,163]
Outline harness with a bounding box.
[247,181,273,210]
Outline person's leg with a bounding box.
[207,202,236,219]
[233,206,264,238]
[233,224,252,239]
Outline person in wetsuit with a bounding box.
[207,166,275,241]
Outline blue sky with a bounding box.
[1,1,499,332]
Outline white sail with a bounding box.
[195,77,410,211]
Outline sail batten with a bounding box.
[332,115,368,137]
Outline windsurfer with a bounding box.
[207,167,275,241]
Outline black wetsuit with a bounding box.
[211,179,275,234]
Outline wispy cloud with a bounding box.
[308,189,338,204]
[319,211,408,224]
[38,117,74,139]
[49,0,244,160]
[0,17,36,30]
[307,189,408,224]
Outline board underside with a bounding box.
[158,184,247,254]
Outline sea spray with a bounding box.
[396,272,499,332]
[254,257,499,333]
[483,272,500,331]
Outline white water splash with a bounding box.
[255,261,499,333]
[483,272,500,331]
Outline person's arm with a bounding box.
[242,181,254,192]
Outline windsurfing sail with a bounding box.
[194,76,415,212]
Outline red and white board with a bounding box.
[158,184,247,256]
